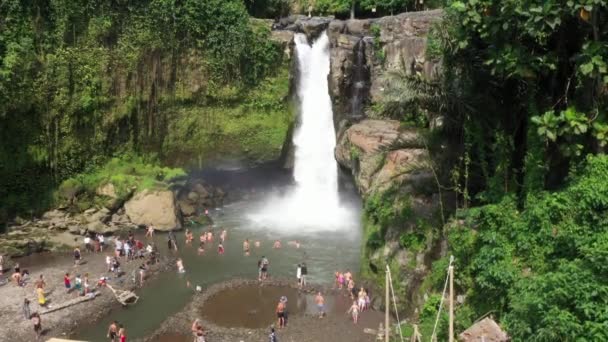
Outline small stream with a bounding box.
[73,195,362,340]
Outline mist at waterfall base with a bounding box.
[248,32,358,233]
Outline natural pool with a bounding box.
[74,196,362,340]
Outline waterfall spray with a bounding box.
[248,31,357,233]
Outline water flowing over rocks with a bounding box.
[272,10,442,125]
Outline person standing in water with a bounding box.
[296,264,302,289]
[273,240,281,249]
[300,263,307,287]
[220,229,227,243]
[146,225,154,238]
[118,324,126,342]
[276,299,286,329]
[217,242,225,255]
[261,256,269,280]
[107,321,118,342]
[315,292,325,318]
[243,239,250,256]
[177,258,185,273]
[347,300,359,324]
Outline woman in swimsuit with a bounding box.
[347,300,359,324]
[338,272,345,290]
[357,287,366,311]
[118,324,126,342]
[36,287,46,307]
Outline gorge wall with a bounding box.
[273,9,446,315]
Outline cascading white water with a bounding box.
[292,32,340,209]
[248,31,357,233]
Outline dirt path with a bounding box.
[0,247,167,342]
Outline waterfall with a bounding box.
[292,32,339,209]
[351,39,367,117]
[249,31,357,233]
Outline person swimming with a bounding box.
[273,240,281,249]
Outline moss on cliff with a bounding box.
[162,64,294,167]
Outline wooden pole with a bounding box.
[385,265,390,342]
[449,264,454,342]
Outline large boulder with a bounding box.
[124,190,182,230]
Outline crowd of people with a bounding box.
[3,219,373,341]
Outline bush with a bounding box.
[448,155,608,340]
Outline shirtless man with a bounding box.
[12,270,22,286]
[146,225,155,238]
[315,292,325,318]
[254,240,261,248]
[34,275,46,290]
[276,300,286,328]
[220,229,227,243]
[198,243,205,255]
[273,240,281,249]
[200,232,207,244]
[243,239,250,256]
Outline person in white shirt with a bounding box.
[115,239,123,258]
[84,236,92,252]
[98,234,105,252]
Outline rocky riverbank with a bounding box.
[0,246,171,342]
[0,177,223,259]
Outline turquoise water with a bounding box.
[74,198,362,340]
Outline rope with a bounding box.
[387,265,405,342]
[431,256,454,341]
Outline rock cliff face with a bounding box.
[273,11,446,315]
[273,10,442,127]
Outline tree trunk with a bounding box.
[350,0,355,19]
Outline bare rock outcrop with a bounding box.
[124,190,182,230]
[335,119,430,194]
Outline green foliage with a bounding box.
[439,0,608,202]
[57,155,185,209]
[162,64,293,167]
[370,24,386,63]
[448,155,608,340]
[0,0,289,218]
[364,187,412,232]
